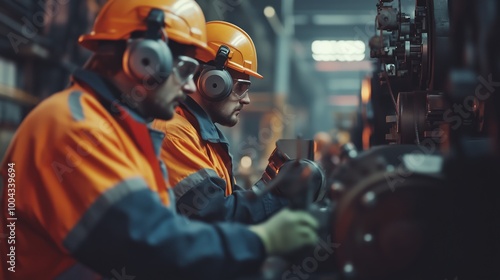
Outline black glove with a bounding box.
[261,147,291,184]
[251,148,291,194]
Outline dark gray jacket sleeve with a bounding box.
[68,185,266,280]
[174,169,288,224]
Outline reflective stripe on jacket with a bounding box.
[0,70,265,280]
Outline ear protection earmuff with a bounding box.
[122,9,173,84]
[197,45,233,102]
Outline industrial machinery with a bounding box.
[369,0,452,146]
[328,0,500,279]
[245,1,499,279]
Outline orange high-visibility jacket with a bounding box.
[0,69,265,280]
[152,96,287,224]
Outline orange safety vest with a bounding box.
[152,97,235,199]
[0,70,171,279]
[151,96,287,224]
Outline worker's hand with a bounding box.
[248,208,319,257]
[260,147,291,184]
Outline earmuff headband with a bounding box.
[214,45,230,70]
[145,9,165,40]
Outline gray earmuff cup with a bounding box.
[123,38,173,83]
[198,66,233,101]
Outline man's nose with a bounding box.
[239,91,250,104]
[182,78,196,94]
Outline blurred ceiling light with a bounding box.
[264,6,276,18]
[313,54,365,61]
[315,61,373,72]
[312,14,374,26]
[240,156,252,169]
[329,95,359,107]
[264,6,283,34]
[312,40,366,62]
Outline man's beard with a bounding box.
[206,101,238,127]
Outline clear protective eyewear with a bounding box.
[232,79,251,99]
[172,55,200,85]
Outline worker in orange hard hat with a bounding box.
[152,21,315,224]
[0,2,319,280]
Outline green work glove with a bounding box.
[249,208,319,257]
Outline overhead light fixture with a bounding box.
[263,6,283,35]
[312,14,375,26]
[240,156,252,169]
[264,6,276,18]
[312,40,366,62]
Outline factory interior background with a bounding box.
[1,0,500,279]
[0,0,380,185]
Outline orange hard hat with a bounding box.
[196,21,263,79]
[79,0,208,53]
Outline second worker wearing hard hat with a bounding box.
[152,21,292,223]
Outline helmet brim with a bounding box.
[227,61,263,79]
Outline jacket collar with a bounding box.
[71,69,147,124]
[71,69,165,156]
[181,96,229,144]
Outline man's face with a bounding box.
[204,68,251,127]
[144,55,199,120]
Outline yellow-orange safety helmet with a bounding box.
[79,0,208,53]
[195,21,263,79]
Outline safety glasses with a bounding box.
[172,55,200,85]
[232,79,252,99]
